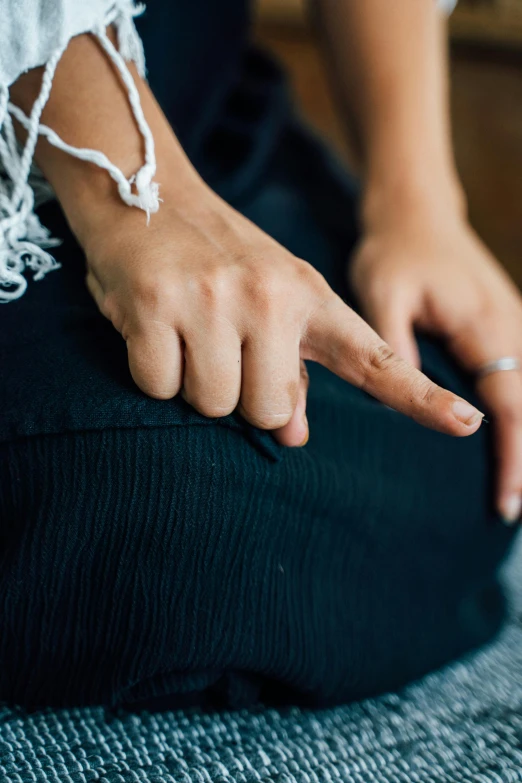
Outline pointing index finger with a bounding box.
[304,295,484,436]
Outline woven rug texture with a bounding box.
[1,537,522,783]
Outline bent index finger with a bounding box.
[304,295,484,436]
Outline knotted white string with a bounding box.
[0,1,158,304]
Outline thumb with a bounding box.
[370,296,421,369]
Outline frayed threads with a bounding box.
[0,48,64,303]
[0,190,61,303]
[0,1,159,304]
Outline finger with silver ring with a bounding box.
[477,356,521,380]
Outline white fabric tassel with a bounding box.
[0,1,158,304]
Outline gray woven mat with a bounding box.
[2,538,522,783]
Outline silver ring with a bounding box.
[477,356,522,379]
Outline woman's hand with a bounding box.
[11,29,483,453]
[351,196,522,523]
[83,181,485,448]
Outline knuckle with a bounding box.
[246,272,282,315]
[243,258,330,321]
[295,258,320,283]
[191,271,228,308]
[473,296,497,321]
[419,380,438,407]
[458,298,496,335]
[362,343,399,384]
[296,260,330,296]
[132,277,173,315]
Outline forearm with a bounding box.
[313,0,465,224]
[9,29,204,250]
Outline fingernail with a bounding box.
[501,494,522,526]
[452,400,484,427]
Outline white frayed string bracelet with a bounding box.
[0,1,158,304]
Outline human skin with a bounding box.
[10,15,486,489]
[315,0,522,524]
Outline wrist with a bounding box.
[11,26,207,254]
[362,164,467,234]
[75,165,209,261]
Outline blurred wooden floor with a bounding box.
[257,25,522,287]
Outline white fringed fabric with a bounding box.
[0,0,158,304]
